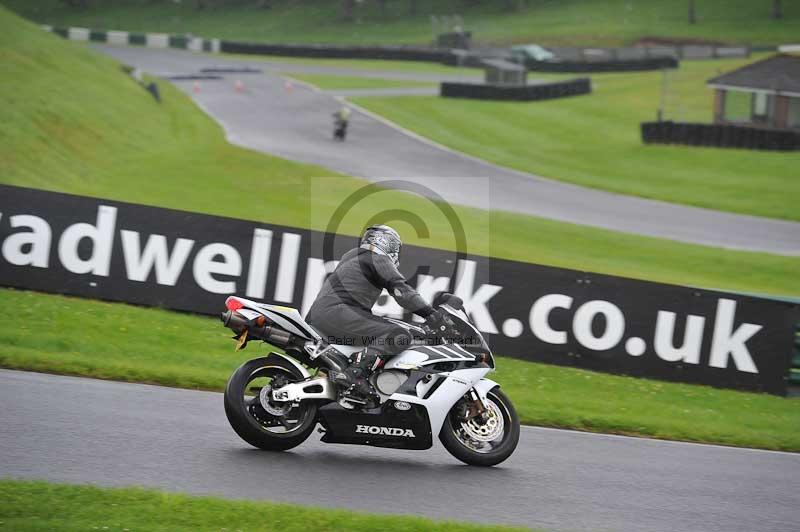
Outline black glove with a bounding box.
[425,309,458,339]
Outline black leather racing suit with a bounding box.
[305,247,433,355]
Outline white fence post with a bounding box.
[145,33,169,48]
[67,27,90,41]
[187,37,203,52]
[107,30,129,46]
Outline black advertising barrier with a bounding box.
[440,78,591,101]
[441,54,679,71]
[525,56,678,72]
[641,121,800,151]
[0,185,797,395]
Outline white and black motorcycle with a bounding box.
[220,293,519,466]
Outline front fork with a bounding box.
[463,388,489,421]
[466,377,501,423]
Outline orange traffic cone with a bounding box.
[234,80,243,92]
[284,80,294,93]
[192,81,200,93]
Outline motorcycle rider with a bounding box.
[306,225,455,404]
[332,106,350,141]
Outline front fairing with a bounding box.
[440,305,494,367]
[379,305,494,368]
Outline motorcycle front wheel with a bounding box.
[439,387,520,467]
[224,356,318,451]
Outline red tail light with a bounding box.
[226,297,244,311]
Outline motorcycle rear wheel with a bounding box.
[224,356,318,451]
[439,387,520,467]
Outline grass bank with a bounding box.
[0,5,334,216]
[0,480,527,532]
[353,54,800,221]
[2,288,797,452]
[4,0,799,47]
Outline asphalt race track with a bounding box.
[2,370,798,532]
[92,44,800,256]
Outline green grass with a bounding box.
[285,72,436,90]
[2,288,798,452]
[2,5,799,298]
[353,54,800,222]
[0,480,527,531]
[5,0,800,46]
[0,289,250,391]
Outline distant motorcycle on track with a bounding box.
[220,292,520,466]
[332,107,350,141]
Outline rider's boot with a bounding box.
[331,348,384,404]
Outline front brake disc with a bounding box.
[460,400,504,442]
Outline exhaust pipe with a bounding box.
[221,310,248,330]
[220,310,293,348]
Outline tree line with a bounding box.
[57,1,529,12]
[58,1,787,22]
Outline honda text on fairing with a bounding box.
[220,292,520,466]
